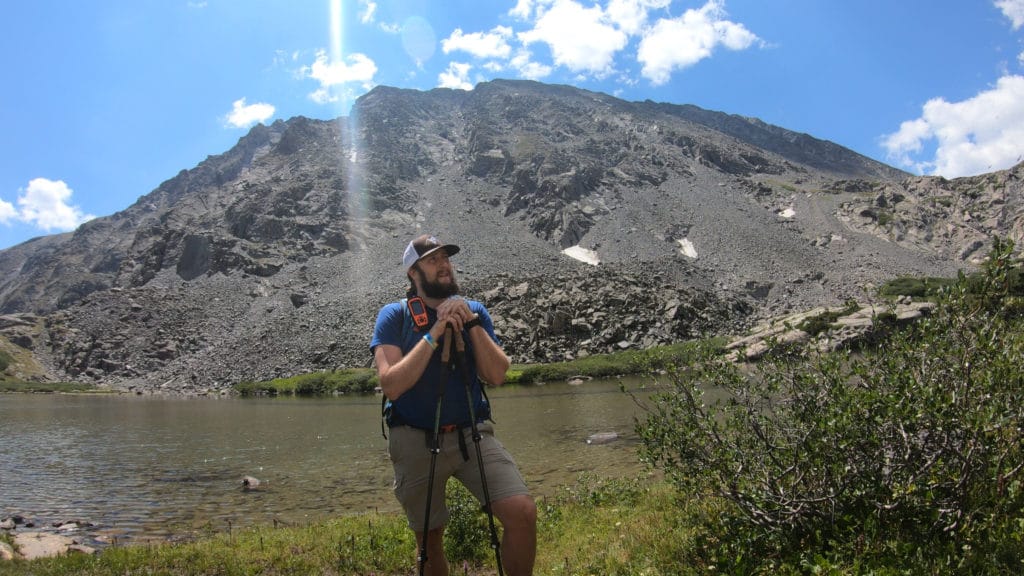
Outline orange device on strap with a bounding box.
[407,297,429,329]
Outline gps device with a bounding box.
[407,297,429,329]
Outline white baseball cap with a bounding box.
[402,234,460,271]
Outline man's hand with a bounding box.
[434,297,473,332]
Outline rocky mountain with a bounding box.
[0,79,1020,394]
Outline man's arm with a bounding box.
[434,298,510,386]
[374,320,451,401]
[467,323,510,386]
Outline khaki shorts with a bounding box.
[388,422,530,531]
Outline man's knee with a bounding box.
[493,494,537,527]
[416,526,447,549]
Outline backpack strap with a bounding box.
[380,298,412,440]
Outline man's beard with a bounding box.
[416,269,460,299]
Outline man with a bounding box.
[370,234,537,576]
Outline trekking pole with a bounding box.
[418,326,453,576]
[453,330,505,576]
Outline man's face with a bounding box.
[411,251,459,299]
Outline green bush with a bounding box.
[796,300,860,336]
[0,349,11,372]
[638,238,1024,572]
[443,480,494,567]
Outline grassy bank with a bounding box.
[6,471,1014,575]
[233,338,722,397]
[1,339,715,397]
[0,475,669,575]
[0,380,100,393]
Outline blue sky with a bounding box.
[2,0,1023,250]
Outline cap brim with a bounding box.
[419,244,460,260]
[406,243,460,270]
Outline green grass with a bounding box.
[879,263,1022,300]
[0,380,99,393]
[234,369,378,397]
[877,275,957,298]
[9,471,1009,575]
[234,338,726,396]
[0,475,716,576]
[506,338,722,385]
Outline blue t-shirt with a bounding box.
[370,298,497,429]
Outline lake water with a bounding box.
[0,379,658,544]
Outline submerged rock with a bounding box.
[586,432,619,445]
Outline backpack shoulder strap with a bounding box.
[381,299,411,439]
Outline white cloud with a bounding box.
[638,0,760,85]
[359,0,377,24]
[303,49,378,103]
[606,0,670,35]
[995,0,1024,29]
[510,49,554,80]
[438,62,474,90]
[882,75,1024,178]
[442,26,513,59]
[509,0,535,20]
[450,0,758,86]
[0,198,16,223]
[518,0,628,75]
[5,178,95,232]
[225,98,275,128]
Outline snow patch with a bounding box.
[562,245,600,265]
[677,238,698,259]
[779,207,796,219]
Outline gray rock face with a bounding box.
[0,79,1019,394]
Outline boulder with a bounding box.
[12,532,77,560]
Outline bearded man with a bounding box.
[370,234,537,576]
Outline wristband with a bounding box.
[464,314,481,330]
[423,333,437,349]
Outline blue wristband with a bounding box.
[423,333,437,350]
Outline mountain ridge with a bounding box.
[0,79,1019,394]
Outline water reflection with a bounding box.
[0,379,657,542]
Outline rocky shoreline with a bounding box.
[1,515,100,561]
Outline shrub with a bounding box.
[796,299,860,336]
[443,480,494,566]
[638,238,1024,571]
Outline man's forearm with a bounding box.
[468,326,510,385]
[377,338,435,400]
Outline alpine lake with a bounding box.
[1,377,663,545]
